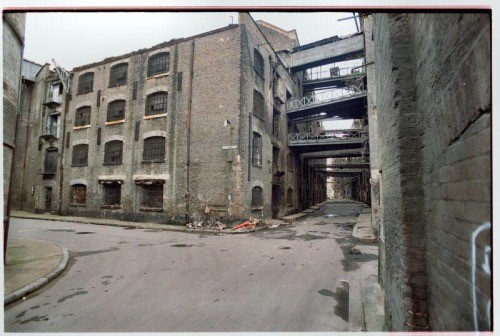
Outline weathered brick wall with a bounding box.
[3,13,25,220]
[373,13,491,331]
[409,13,491,331]
[255,21,298,52]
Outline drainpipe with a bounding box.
[185,40,195,222]
[57,89,71,215]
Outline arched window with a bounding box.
[252,186,263,207]
[109,63,128,87]
[145,92,168,116]
[72,184,87,205]
[104,140,123,165]
[75,106,91,127]
[77,72,94,94]
[143,136,165,162]
[254,49,264,77]
[106,100,126,122]
[147,52,170,77]
[72,144,88,166]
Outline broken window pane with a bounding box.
[145,92,168,116]
[109,63,128,87]
[72,144,88,166]
[252,132,262,166]
[77,72,94,94]
[147,52,169,77]
[104,140,123,165]
[75,106,91,127]
[141,184,163,208]
[106,100,126,122]
[143,136,165,162]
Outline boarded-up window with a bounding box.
[147,52,169,77]
[44,148,58,174]
[103,183,121,206]
[109,63,128,87]
[143,136,165,162]
[72,144,88,166]
[106,100,126,122]
[254,49,264,78]
[252,132,262,166]
[252,186,263,207]
[141,184,163,208]
[253,90,265,120]
[75,106,91,127]
[72,184,87,205]
[145,92,168,116]
[104,140,123,165]
[77,72,94,95]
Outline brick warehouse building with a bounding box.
[11,13,326,223]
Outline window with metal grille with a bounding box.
[72,184,87,205]
[141,184,163,208]
[147,52,169,77]
[75,106,91,127]
[253,90,265,120]
[103,183,121,206]
[104,140,123,165]
[251,186,263,207]
[72,144,88,166]
[252,132,262,166]
[106,100,126,122]
[44,148,58,174]
[254,49,264,78]
[77,72,94,94]
[109,63,128,87]
[145,92,168,116]
[143,136,165,162]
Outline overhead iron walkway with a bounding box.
[303,65,366,91]
[288,129,368,153]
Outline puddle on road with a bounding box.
[101,275,113,279]
[57,291,88,303]
[46,229,75,233]
[18,315,49,324]
[77,247,119,257]
[15,310,27,318]
[171,244,194,247]
[318,282,349,322]
[279,246,291,250]
[75,232,95,235]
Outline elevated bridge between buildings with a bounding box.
[288,129,368,153]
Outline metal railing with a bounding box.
[289,129,368,143]
[287,84,366,111]
[305,65,365,81]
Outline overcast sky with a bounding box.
[24,11,359,70]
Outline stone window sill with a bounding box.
[144,113,167,120]
[105,120,125,126]
[101,205,121,210]
[71,164,88,167]
[103,162,123,166]
[139,207,163,212]
[141,160,165,164]
[73,125,91,130]
[145,72,170,80]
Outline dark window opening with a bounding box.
[147,52,170,77]
[46,114,60,137]
[252,132,262,167]
[141,184,163,209]
[109,63,128,87]
[287,188,293,206]
[253,90,265,120]
[103,183,121,206]
[106,100,126,122]
[252,186,263,207]
[72,184,87,205]
[72,144,88,166]
[104,140,123,165]
[273,146,280,171]
[75,106,91,127]
[254,49,265,78]
[146,92,168,116]
[143,136,165,162]
[44,148,58,174]
[272,109,280,138]
[77,72,94,95]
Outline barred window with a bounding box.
[143,136,165,162]
[77,72,94,95]
[141,184,163,208]
[104,140,123,165]
[103,183,121,206]
[106,100,126,122]
[75,106,91,127]
[254,49,264,78]
[72,144,88,166]
[145,92,168,116]
[147,52,169,77]
[253,90,265,120]
[252,132,262,166]
[109,63,128,88]
[44,148,58,174]
[72,184,87,205]
[251,186,263,207]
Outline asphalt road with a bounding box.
[4,200,377,332]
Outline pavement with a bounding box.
[6,200,385,331]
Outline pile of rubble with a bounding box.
[186,220,227,230]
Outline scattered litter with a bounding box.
[186,219,228,230]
